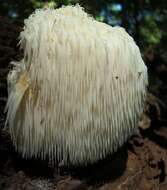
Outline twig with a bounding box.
[117,169,143,189]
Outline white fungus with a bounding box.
[5,5,148,165]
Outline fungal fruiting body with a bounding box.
[5,5,148,165]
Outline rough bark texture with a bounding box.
[0,17,167,190]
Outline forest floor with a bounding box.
[0,17,167,190]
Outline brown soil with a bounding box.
[0,17,167,190]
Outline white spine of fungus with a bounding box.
[6,5,148,165]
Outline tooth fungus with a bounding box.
[5,5,148,165]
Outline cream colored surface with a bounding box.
[5,5,148,165]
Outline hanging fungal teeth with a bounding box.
[5,5,148,165]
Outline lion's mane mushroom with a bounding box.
[5,5,148,165]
